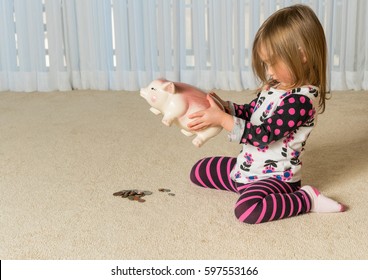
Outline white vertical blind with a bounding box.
[0,0,367,92]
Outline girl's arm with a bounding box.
[232,94,314,146]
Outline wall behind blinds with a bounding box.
[0,0,367,92]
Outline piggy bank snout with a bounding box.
[141,87,158,102]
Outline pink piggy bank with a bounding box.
[140,78,223,147]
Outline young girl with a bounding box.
[187,4,346,224]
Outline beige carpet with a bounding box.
[0,88,367,260]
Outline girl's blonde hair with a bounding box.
[252,4,328,113]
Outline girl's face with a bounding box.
[258,45,294,89]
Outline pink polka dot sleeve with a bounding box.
[240,94,314,146]
[231,96,258,121]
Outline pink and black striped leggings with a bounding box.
[190,156,312,224]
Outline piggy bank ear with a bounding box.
[162,81,176,94]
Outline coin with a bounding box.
[113,190,126,196]
[121,192,130,198]
[143,191,153,195]
[138,198,146,203]
[159,188,171,192]
[168,193,175,196]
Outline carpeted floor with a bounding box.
[0,89,367,260]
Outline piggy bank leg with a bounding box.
[162,112,177,127]
[181,129,194,137]
[192,136,205,148]
[150,107,161,115]
[192,127,222,147]
[162,118,174,127]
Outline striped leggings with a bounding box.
[190,156,312,224]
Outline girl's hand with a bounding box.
[187,94,234,131]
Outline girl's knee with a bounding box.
[189,166,198,185]
[189,159,203,186]
[189,170,199,185]
[234,211,259,224]
[234,202,260,224]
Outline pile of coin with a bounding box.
[113,188,176,203]
[113,189,152,203]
